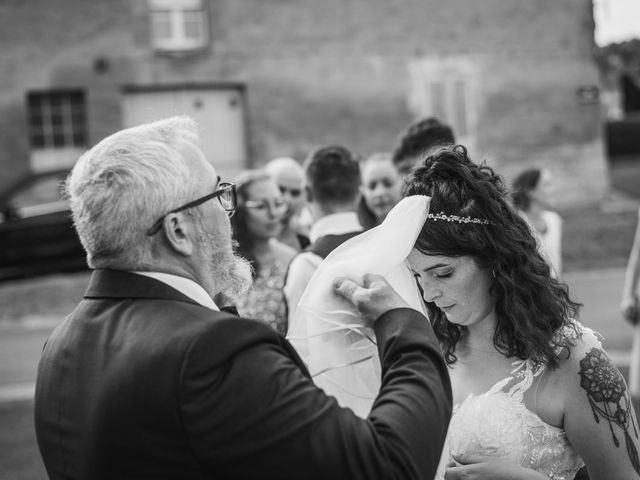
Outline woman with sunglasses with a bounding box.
[230,169,297,335]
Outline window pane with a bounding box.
[26,90,86,149]
[31,134,45,148]
[71,113,85,126]
[49,95,62,112]
[51,113,64,127]
[29,112,43,127]
[73,132,86,146]
[69,91,83,104]
[53,133,65,147]
[183,9,203,40]
[151,10,173,40]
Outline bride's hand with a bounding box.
[444,456,548,480]
[333,273,410,325]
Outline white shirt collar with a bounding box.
[309,211,363,243]
[132,271,219,311]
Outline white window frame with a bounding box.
[148,0,209,53]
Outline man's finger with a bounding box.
[333,277,361,302]
[362,273,383,288]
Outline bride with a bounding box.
[288,145,640,480]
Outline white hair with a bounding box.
[264,156,303,177]
[66,116,204,269]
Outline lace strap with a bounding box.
[489,322,595,404]
[484,358,545,402]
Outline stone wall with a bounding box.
[0,0,607,205]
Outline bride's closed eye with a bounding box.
[433,270,453,279]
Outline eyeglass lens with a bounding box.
[218,183,236,211]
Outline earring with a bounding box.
[492,268,496,279]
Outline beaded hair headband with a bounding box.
[427,211,491,225]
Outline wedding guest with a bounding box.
[391,117,455,176]
[265,156,310,249]
[511,167,563,278]
[284,145,363,330]
[33,116,452,480]
[231,169,296,335]
[405,145,638,480]
[621,207,640,409]
[357,152,404,230]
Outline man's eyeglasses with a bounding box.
[146,178,236,236]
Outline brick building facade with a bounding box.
[0,0,607,206]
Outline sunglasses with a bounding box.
[146,177,236,236]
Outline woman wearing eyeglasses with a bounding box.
[230,169,297,335]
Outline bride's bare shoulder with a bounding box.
[549,323,623,406]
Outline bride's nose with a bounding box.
[421,282,442,303]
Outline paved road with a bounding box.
[0,267,635,402]
[0,323,53,402]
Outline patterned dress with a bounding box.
[236,259,289,335]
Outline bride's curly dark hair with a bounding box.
[404,145,580,368]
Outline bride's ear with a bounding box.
[305,185,313,203]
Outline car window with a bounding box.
[10,173,68,209]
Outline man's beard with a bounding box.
[199,224,253,304]
[216,245,253,302]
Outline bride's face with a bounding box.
[407,249,496,328]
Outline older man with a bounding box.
[34,116,451,480]
[265,156,310,249]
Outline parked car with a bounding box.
[0,169,88,281]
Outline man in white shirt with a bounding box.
[284,145,363,331]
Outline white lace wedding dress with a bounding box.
[440,324,587,480]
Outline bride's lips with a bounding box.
[438,304,454,312]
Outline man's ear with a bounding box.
[305,185,313,203]
[161,212,195,256]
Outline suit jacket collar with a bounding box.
[84,269,199,306]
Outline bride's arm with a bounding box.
[562,330,640,480]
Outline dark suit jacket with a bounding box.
[35,269,451,480]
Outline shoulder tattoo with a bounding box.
[579,347,640,475]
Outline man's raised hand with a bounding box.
[333,273,410,325]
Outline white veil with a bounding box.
[287,195,430,417]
